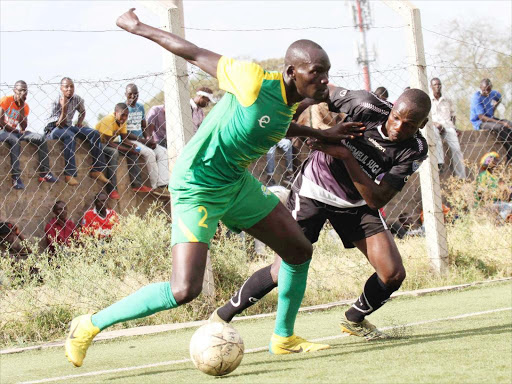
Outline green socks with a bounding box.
[274,259,311,337]
[91,282,178,331]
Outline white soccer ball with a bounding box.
[189,322,245,376]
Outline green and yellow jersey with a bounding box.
[170,57,298,189]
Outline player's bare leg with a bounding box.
[340,230,404,340]
[65,243,208,367]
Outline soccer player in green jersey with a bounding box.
[65,8,365,367]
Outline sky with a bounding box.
[0,0,511,132]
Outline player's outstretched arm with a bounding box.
[287,121,365,141]
[116,8,221,78]
[307,140,398,210]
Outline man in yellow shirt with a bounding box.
[95,103,152,199]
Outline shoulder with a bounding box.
[408,132,428,159]
[471,91,481,101]
[73,95,85,104]
[0,95,12,107]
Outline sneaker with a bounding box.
[265,175,276,187]
[89,171,109,184]
[12,177,25,190]
[269,333,330,355]
[109,190,121,200]
[208,309,228,324]
[65,314,100,367]
[340,314,390,340]
[65,176,79,186]
[38,173,58,183]
[132,185,152,193]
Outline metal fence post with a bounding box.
[382,0,449,274]
[141,0,215,298]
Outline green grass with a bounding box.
[2,282,511,384]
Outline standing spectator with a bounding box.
[430,78,466,178]
[146,104,167,148]
[95,103,152,199]
[190,87,216,133]
[125,84,169,194]
[45,77,109,186]
[374,86,389,101]
[265,138,294,186]
[470,78,512,163]
[44,201,76,254]
[0,80,57,189]
[80,192,119,239]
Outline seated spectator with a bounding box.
[265,138,294,186]
[470,79,512,164]
[191,87,216,133]
[390,212,424,239]
[44,201,76,254]
[430,78,466,178]
[80,192,119,238]
[0,221,29,261]
[147,104,167,148]
[125,84,169,196]
[45,77,109,186]
[476,152,512,222]
[95,103,152,198]
[0,80,57,189]
[374,86,389,101]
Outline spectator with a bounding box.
[125,84,169,195]
[265,138,294,187]
[430,78,466,178]
[45,77,109,186]
[146,104,167,148]
[470,78,512,163]
[0,222,29,261]
[95,103,152,199]
[0,80,57,189]
[389,212,424,239]
[44,201,76,254]
[374,86,389,101]
[190,87,216,133]
[80,192,119,239]
[476,151,512,222]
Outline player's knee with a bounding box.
[172,281,202,304]
[385,267,406,290]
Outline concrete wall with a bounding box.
[0,139,170,240]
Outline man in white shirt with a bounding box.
[430,78,466,178]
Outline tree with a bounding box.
[432,20,512,130]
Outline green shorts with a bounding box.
[170,171,280,246]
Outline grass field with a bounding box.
[2,282,511,384]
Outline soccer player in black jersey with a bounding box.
[212,87,431,341]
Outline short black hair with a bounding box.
[115,102,128,112]
[430,77,441,84]
[480,78,492,87]
[374,86,388,99]
[53,200,65,211]
[60,77,73,84]
[0,222,13,236]
[14,80,27,88]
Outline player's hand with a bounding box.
[306,138,352,160]
[318,121,365,142]
[116,8,141,34]
[59,96,69,108]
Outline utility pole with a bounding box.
[351,0,373,91]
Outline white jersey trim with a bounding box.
[298,175,367,209]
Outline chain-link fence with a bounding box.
[1,21,511,347]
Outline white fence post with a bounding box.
[382,0,449,274]
[140,0,215,298]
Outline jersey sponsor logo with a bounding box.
[368,137,386,152]
[344,141,383,176]
[261,185,271,197]
[249,297,259,303]
[339,89,348,98]
[258,115,271,128]
[412,160,421,172]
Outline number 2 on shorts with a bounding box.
[198,206,208,228]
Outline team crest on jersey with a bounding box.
[412,160,421,172]
[261,185,271,197]
[258,115,270,128]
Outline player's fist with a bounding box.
[116,8,140,34]
[320,121,365,142]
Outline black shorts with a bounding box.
[287,192,388,249]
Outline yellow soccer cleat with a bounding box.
[208,308,228,324]
[65,314,100,367]
[340,314,390,341]
[269,333,330,355]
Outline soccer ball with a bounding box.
[189,322,244,376]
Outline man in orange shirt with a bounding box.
[0,80,57,189]
[80,192,119,239]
